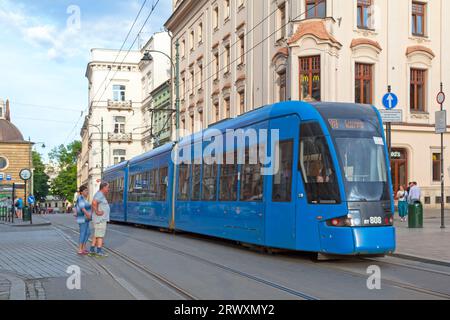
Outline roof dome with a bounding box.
[0,119,24,142]
[0,99,25,142]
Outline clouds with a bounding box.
[0,0,171,157]
[0,0,166,61]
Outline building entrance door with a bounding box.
[391,149,408,198]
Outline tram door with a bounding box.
[265,116,298,249]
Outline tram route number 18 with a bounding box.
[365,217,383,225]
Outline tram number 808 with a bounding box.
[366,217,382,225]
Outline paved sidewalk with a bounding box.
[0,214,52,227]
[393,209,450,266]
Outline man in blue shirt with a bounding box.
[408,182,422,204]
[89,182,110,257]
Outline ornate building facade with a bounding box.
[165,0,450,208]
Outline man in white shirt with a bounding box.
[408,182,422,204]
[90,182,110,257]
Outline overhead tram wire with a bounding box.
[181,5,282,90]
[88,0,149,109]
[185,2,321,93]
[63,110,84,145]
[94,0,161,106]
[10,101,82,112]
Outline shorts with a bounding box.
[94,221,107,238]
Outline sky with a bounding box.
[0,0,172,160]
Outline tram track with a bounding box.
[53,222,318,300]
[53,224,197,300]
[105,224,450,300]
[53,221,450,300]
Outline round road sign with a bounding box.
[19,169,32,181]
[437,92,446,105]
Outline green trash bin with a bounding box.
[23,206,31,222]
[408,202,423,228]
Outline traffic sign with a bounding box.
[0,173,3,181]
[19,169,32,181]
[28,195,35,204]
[437,91,446,105]
[436,110,447,134]
[6,175,11,181]
[382,93,399,110]
[380,109,403,123]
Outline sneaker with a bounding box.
[88,251,97,257]
[95,249,109,258]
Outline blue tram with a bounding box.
[103,102,396,256]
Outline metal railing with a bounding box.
[0,206,14,223]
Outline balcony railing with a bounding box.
[108,132,133,143]
[107,100,133,111]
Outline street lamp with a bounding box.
[140,43,180,141]
[88,118,104,180]
[29,140,46,198]
[141,41,180,230]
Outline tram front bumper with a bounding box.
[319,224,396,255]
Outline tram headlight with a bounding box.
[347,210,362,226]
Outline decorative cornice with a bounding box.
[406,45,435,58]
[272,47,289,62]
[288,20,341,47]
[350,38,382,52]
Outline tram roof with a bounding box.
[128,142,175,165]
[110,101,378,170]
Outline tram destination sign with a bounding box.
[379,109,403,123]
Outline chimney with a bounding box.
[5,99,10,121]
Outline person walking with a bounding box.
[397,185,408,222]
[90,182,110,258]
[15,197,23,220]
[76,186,92,255]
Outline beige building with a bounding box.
[165,0,450,207]
[78,32,171,198]
[0,99,33,201]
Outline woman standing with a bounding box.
[76,186,92,255]
[397,185,408,222]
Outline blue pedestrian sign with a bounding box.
[28,195,35,205]
[382,93,399,110]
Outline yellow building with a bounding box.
[0,99,32,201]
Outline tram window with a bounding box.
[177,163,191,200]
[149,169,159,201]
[202,159,218,201]
[272,140,294,202]
[299,123,341,204]
[158,167,168,201]
[191,164,202,201]
[118,177,124,202]
[240,147,264,202]
[219,152,239,201]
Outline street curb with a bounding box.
[389,253,450,268]
[1,274,26,300]
[10,223,52,227]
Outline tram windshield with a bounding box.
[327,117,390,202]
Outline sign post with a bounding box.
[382,86,399,162]
[19,168,32,224]
[436,83,446,229]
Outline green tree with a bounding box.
[32,151,50,201]
[49,141,81,201]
